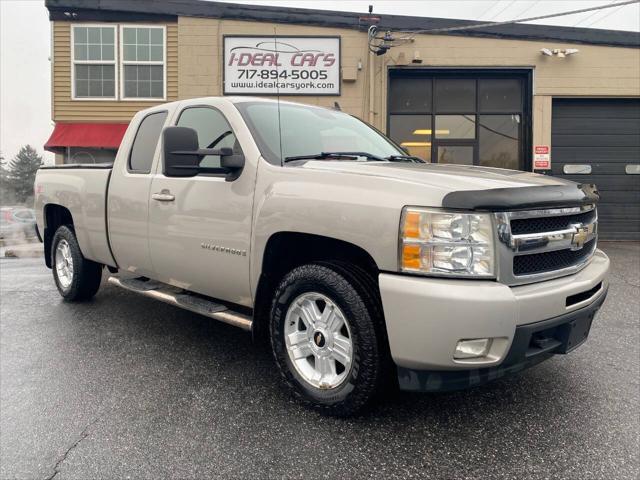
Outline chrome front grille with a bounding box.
[510,209,597,235]
[494,205,598,286]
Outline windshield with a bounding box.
[234,101,405,164]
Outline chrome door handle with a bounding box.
[152,191,175,202]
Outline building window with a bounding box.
[479,114,521,170]
[388,73,526,169]
[121,26,165,100]
[388,115,432,160]
[72,25,117,99]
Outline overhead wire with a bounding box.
[487,0,518,21]
[513,0,541,20]
[367,1,639,63]
[572,0,616,27]
[583,2,629,27]
[370,0,639,37]
[479,0,502,21]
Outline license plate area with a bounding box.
[524,310,595,358]
[555,313,595,353]
[503,288,606,368]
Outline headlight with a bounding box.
[400,207,495,277]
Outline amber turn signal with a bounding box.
[401,244,421,270]
[403,211,421,239]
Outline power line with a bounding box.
[487,0,518,21]
[572,0,616,27]
[513,0,541,20]
[479,0,502,21]
[378,0,640,35]
[584,2,629,27]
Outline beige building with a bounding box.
[44,0,640,239]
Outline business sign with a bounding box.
[223,36,340,96]
[534,145,551,170]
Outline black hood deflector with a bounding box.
[442,183,599,211]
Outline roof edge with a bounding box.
[45,0,640,48]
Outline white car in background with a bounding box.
[0,207,37,241]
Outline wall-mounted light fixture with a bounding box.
[540,48,580,58]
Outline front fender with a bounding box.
[249,162,431,295]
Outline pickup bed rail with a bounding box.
[39,163,113,170]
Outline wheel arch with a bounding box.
[252,231,380,343]
[43,204,74,268]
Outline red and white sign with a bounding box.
[534,145,551,170]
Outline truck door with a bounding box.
[108,109,169,276]
[147,104,255,307]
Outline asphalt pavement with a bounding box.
[1,242,638,479]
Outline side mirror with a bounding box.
[220,150,245,170]
[163,126,245,180]
[163,126,200,177]
[220,150,245,181]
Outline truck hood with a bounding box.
[297,161,571,192]
[294,161,598,210]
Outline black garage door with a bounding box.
[552,98,640,240]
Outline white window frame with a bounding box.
[119,24,167,102]
[71,23,118,101]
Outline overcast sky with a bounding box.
[1,0,639,165]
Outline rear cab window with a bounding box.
[128,111,168,173]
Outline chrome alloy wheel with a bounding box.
[55,239,74,289]
[284,292,354,389]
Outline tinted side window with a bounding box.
[129,111,168,173]
[177,107,239,168]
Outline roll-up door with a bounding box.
[552,99,640,240]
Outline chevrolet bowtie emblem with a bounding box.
[570,225,590,250]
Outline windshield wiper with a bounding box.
[385,154,426,163]
[284,151,385,163]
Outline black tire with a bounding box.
[51,225,102,301]
[270,262,389,416]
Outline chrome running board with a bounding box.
[107,276,252,331]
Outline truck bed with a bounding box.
[35,165,116,267]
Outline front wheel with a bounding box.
[270,262,388,416]
[51,225,102,301]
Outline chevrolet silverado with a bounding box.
[35,97,609,415]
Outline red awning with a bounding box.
[44,123,129,152]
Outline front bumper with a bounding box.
[396,289,607,392]
[379,249,610,381]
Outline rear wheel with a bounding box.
[51,225,102,301]
[270,262,388,416]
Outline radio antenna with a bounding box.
[273,27,284,167]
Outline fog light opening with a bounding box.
[454,338,492,359]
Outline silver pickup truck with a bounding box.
[35,97,609,415]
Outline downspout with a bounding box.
[368,49,375,125]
